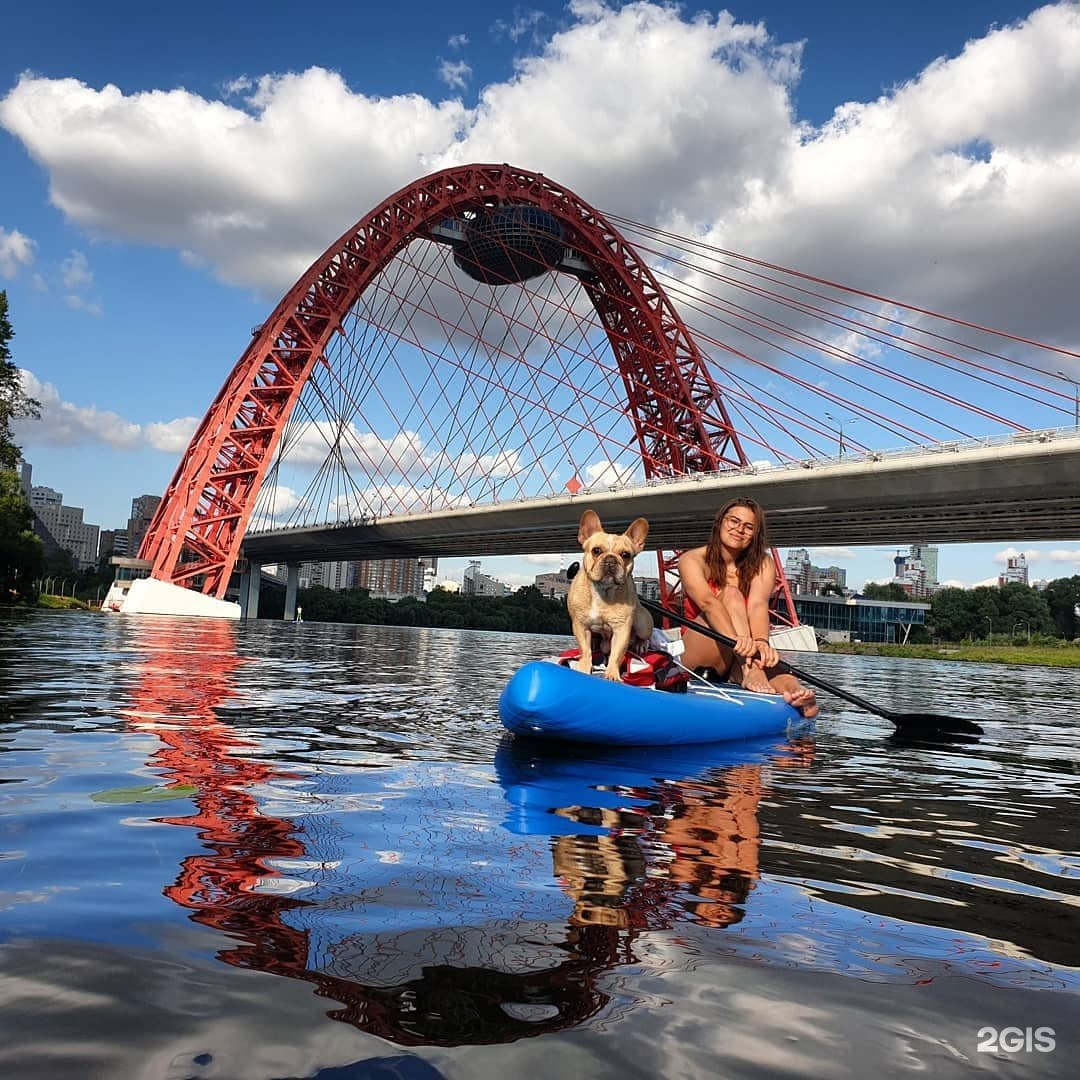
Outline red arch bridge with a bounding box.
[113,164,1080,621]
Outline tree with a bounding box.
[0,291,41,468]
[861,581,909,602]
[1044,575,1080,640]
[929,587,974,641]
[995,581,1053,636]
[930,581,1058,641]
[0,467,43,602]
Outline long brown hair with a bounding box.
[704,498,769,596]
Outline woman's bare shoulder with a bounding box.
[753,555,777,586]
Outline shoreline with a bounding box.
[819,641,1080,668]
[11,603,1080,668]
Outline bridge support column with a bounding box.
[283,563,299,621]
[238,564,250,619]
[242,560,262,620]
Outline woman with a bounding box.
[679,498,818,718]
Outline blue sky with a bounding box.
[2,0,1079,591]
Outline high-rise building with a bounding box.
[999,553,1029,587]
[29,484,62,510]
[892,550,926,598]
[30,491,100,569]
[784,548,812,594]
[635,576,661,601]
[783,548,844,595]
[299,560,357,591]
[19,462,100,569]
[909,544,939,589]
[127,494,162,556]
[354,557,435,599]
[813,565,847,591]
[99,529,131,558]
[892,543,940,599]
[463,560,510,597]
[535,568,573,599]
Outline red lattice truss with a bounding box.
[140,164,773,604]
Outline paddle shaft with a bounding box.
[642,598,912,723]
[567,563,980,733]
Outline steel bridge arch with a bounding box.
[140,163,752,599]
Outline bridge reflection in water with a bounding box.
[122,619,813,1045]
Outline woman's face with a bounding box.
[718,505,758,551]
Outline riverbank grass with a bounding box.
[37,594,94,611]
[819,641,1080,667]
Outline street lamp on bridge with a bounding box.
[824,412,857,458]
[1057,370,1080,428]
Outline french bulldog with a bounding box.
[566,509,653,680]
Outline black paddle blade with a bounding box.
[887,728,983,749]
[638,597,986,738]
[884,712,983,737]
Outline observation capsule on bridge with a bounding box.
[454,204,565,285]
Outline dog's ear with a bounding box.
[625,517,649,552]
[578,509,603,547]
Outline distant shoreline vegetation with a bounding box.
[820,641,1080,667]
[286,584,573,636]
[14,588,1080,666]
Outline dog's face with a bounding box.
[577,509,649,589]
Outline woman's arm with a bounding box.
[746,559,780,669]
[679,547,754,656]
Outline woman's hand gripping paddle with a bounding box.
[639,597,983,738]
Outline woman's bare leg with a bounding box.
[679,624,735,677]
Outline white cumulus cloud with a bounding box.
[1046,548,1080,563]
[0,1,1076,347]
[143,417,200,452]
[438,59,472,91]
[0,226,35,279]
[18,370,141,448]
[60,250,93,288]
[993,546,1039,564]
[15,369,195,453]
[809,546,856,560]
[64,294,102,316]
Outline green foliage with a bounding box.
[929,580,1055,641]
[1043,575,1080,640]
[0,291,41,469]
[821,640,1080,667]
[43,547,77,577]
[296,583,572,635]
[861,581,910,601]
[0,467,43,602]
[929,587,972,640]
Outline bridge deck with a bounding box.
[241,432,1080,564]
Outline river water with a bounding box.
[1,610,1077,1079]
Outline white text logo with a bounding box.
[977,1027,1055,1053]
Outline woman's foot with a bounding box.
[782,684,819,720]
[741,669,774,694]
[767,673,819,718]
